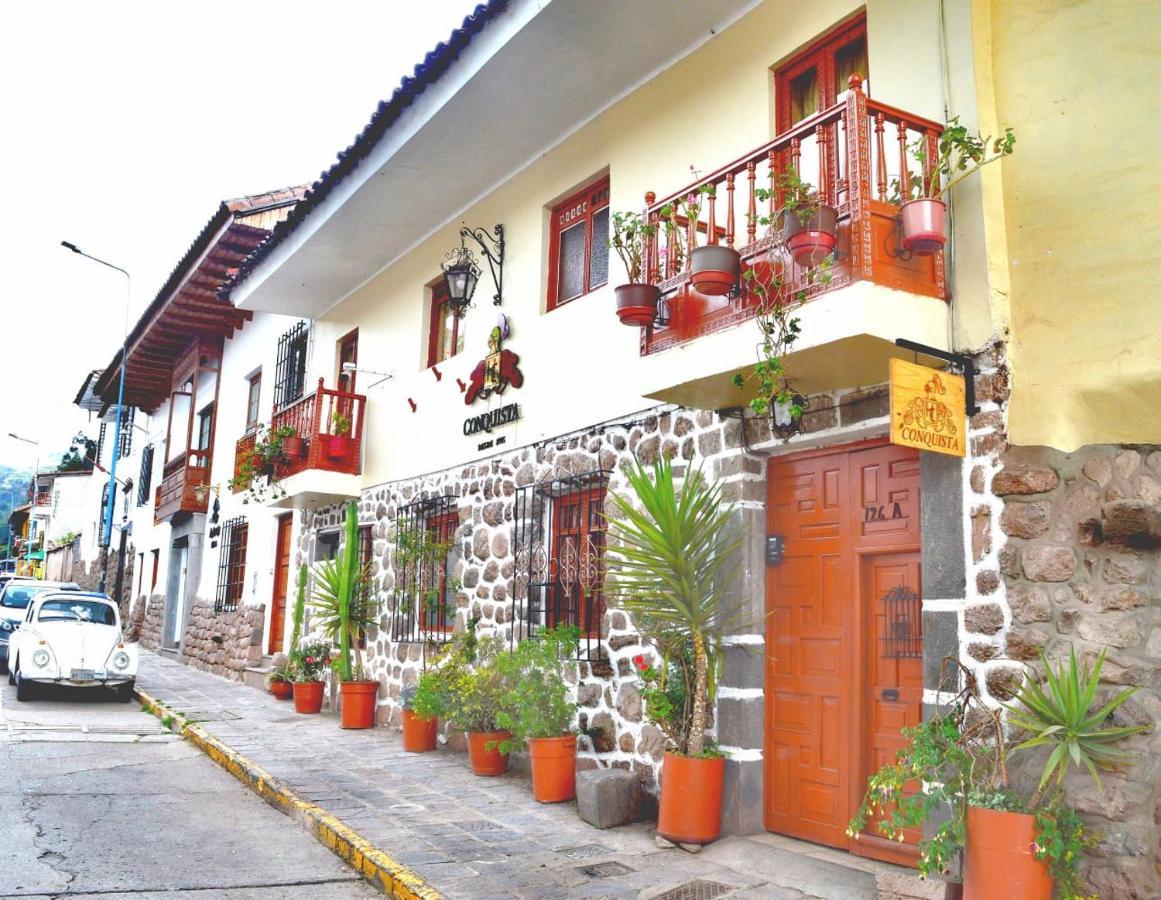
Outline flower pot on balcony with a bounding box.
[900,198,947,256]
[292,681,324,714]
[615,284,660,327]
[782,203,837,267]
[962,806,1052,900]
[324,434,352,461]
[689,245,741,296]
[657,751,725,845]
[528,734,577,803]
[282,435,305,460]
[402,709,439,752]
[269,680,293,700]
[467,730,511,776]
[339,680,378,729]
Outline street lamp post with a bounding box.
[61,241,131,595]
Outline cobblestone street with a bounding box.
[137,652,936,900]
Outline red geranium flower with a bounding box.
[632,654,647,670]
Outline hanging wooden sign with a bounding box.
[889,358,966,457]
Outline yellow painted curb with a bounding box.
[136,687,441,899]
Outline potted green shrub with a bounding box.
[291,640,331,714]
[608,210,661,327]
[325,410,353,461]
[401,681,440,752]
[275,425,304,460]
[769,167,837,267]
[439,622,513,776]
[266,662,295,700]
[608,458,742,845]
[494,625,581,802]
[309,501,379,729]
[667,177,740,296]
[849,649,1143,899]
[896,117,1016,255]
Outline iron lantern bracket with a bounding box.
[894,338,980,415]
[459,224,505,306]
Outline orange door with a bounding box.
[765,441,921,863]
[268,513,293,655]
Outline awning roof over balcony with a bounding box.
[90,189,305,413]
[230,0,761,317]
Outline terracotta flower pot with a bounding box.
[689,245,741,296]
[340,680,378,729]
[325,434,352,461]
[467,730,511,776]
[782,203,837,267]
[269,680,293,700]
[282,436,305,460]
[528,734,577,802]
[657,751,725,845]
[900,198,947,256]
[292,680,324,714]
[402,709,439,752]
[614,284,660,327]
[963,806,1052,900]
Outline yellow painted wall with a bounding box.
[982,0,1161,450]
[310,0,993,484]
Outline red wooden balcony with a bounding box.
[639,76,946,356]
[233,380,365,494]
[154,450,210,522]
[33,490,52,509]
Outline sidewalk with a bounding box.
[137,651,939,900]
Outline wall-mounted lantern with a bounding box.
[771,389,808,441]
[442,224,505,316]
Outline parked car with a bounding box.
[0,580,82,674]
[9,591,137,702]
[0,559,16,575]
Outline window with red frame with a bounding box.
[775,16,868,132]
[547,177,610,310]
[427,279,465,367]
[390,494,459,644]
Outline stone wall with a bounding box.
[178,598,266,681]
[138,595,164,650]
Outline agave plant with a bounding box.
[1006,646,1145,793]
[309,503,377,682]
[607,459,741,756]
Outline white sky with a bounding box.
[0,0,474,471]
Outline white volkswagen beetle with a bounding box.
[9,591,138,702]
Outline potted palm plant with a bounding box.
[897,117,1016,255]
[309,501,379,729]
[325,410,353,461]
[401,680,440,752]
[494,625,580,802]
[290,640,331,714]
[608,459,741,845]
[608,210,661,327]
[850,649,1143,900]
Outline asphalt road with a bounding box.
[0,680,376,898]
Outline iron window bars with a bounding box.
[273,320,309,412]
[136,445,154,507]
[215,517,248,613]
[117,407,136,459]
[881,584,922,658]
[512,469,610,660]
[97,482,110,547]
[391,494,459,645]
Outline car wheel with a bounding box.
[15,671,32,702]
[115,683,135,703]
[0,655,8,675]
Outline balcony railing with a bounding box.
[639,75,946,355]
[33,491,51,508]
[154,450,209,522]
[233,379,365,492]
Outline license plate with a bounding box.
[70,669,95,682]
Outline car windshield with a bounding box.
[2,585,56,609]
[38,599,117,625]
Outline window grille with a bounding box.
[512,470,609,659]
[137,445,154,506]
[215,517,248,613]
[95,422,108,466]
[881,585,922,658]
[273,321,309,412]
[97,482,110,547]
[391,494,459,645]
[117,407,136,459]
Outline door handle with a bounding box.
[881,688,899,701]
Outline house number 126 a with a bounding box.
[865,503,904,522]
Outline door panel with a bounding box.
[268,514,293,655]
[765,441,921,863]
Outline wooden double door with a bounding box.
[764,441,923,866]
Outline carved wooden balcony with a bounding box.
[154,450,210,523]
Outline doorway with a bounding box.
[764,440,922,866]
[167,542,189,647]
[269,513,293,655]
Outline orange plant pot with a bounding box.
[292,680,324,714]
[340,680,378,729]
[269,680,293,700]
[963,806,1053,900]
[402,709,439,752]
[467,730,511,776]
[657,752,725,845]
[528,734,577,802]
